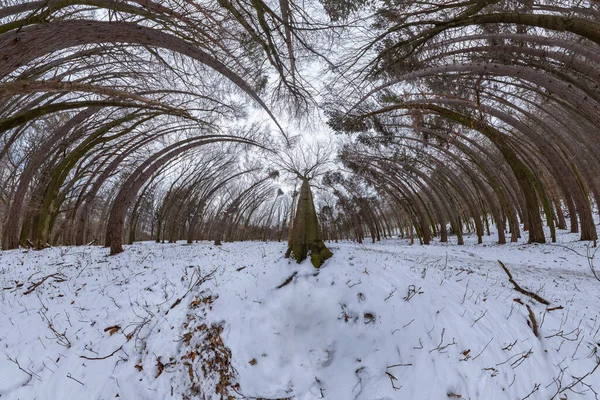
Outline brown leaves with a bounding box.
[186,362,194,381]
[249,358,257,365]
[104,325,120,336]
[460,349,471,361]
[182,350,199,362]
[189,294,217,310]
[155,357,164,378]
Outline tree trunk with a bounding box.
[285,178,333,268]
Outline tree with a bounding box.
[276,139,334,267]
[323,0,600,246]
[286,178,333,268]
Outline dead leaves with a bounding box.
[150,291,237,398]
[185,362,194,381]
[154,357,177,378]
[104,325,121,336]
[180,323,237,397]
[189,294,217,310]
[363,312,376,324]
[182,350,199,362]
[155,357,164,378]
[460,349,471,361]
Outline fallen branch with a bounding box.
[387,363,412,368]
[24,273,67,295]
[5,354,40,381]
[80,345,124,360]
[40,310,71,348]
[557,356,600,398]
[526,305,539,338]
[167,268,218,313]
[498,261,550,305]
[385,371,401,390]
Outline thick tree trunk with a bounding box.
[285,179,333,268]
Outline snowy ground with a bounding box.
[1,230,599,399]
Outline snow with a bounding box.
[0,230,599,399]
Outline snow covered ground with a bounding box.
[1,230,599,399]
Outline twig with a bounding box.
[387,363,412,368]
[40,310,71,348]
[403,285,422,301]
[502,340,517,351]
[80,344,124,360]
[472,338,494,360]
[558,356,600,396]
[5,354,39,381]
[276,271,298,289]
[471,310,488,327]
[24,273,67,295]
[429,328,457,352]
[385,287,397,301]
[385,371,401,390]
[67,372,84,385]
[521,383,540,400]
[167,268,218,313]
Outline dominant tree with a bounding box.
[277,139,334,267]
[285,178,333,268]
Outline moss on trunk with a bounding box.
[285,178,333,268]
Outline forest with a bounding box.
[1,0,600,399]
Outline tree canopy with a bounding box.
[1,0,599,255]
